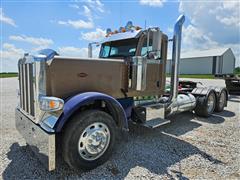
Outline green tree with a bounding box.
[234,67,240,74]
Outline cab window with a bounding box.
[99,38,138,58]
[100,44,110,58]
[141,38,153,56]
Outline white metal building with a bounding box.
[166,48,235,74]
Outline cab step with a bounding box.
[142,118,170,128]
[132,102,170,128]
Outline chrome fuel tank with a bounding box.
[167,93,196,116]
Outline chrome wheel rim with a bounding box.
[207,94,215,113]
[219,91,226,109]
[78,122,110,161]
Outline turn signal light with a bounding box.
[39,96,64,112]
[105,21,142,37]
[135,26,141,30]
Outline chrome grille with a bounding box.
[19,62,35,117]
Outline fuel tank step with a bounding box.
[132,102,170,128]
[142,118,170,128]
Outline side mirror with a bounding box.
[148,51,160,60]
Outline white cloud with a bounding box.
[86,0,105,13]
[214,1,240,28]
[81,28,105,41]
[1,43,25,59]
[179,0,240,67]
[58,46,100,58]
[182,25,218,50]
[58,46,88,57]
[83,5,92,20]
[69,4,80,9]
[0,43,25,72]
[139,0,165,7]
[0,8,17,27]
[59,1,105,30]
[9,35,53,49]
[58,19,94,29]
[179,0,239,44]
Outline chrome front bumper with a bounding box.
[15,108,56,171]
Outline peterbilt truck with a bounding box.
[15,15,228,171]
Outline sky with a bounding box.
[1,0,240,72]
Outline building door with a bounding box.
[212,56,217,74]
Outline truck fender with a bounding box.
[191,88,217,112]
[191,86,228,107]
[192,86,228,106]
[54,92,128,132]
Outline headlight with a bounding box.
[39,96,64,112]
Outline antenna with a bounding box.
[144,20,147,29]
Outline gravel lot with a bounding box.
[0,77,239,179]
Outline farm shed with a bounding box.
[166,48,235,74]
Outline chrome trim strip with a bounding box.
[22,64,27,111]
[19,107,35,121]
[19,64,24,108]
[147,59,162,64]
[131,56,147,91]
[27,64,31,114]
[34,61,40,122]
[29,63,35,116]
[40,122,55,133]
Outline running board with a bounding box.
[132,102,170,128]
[142,118,170,128]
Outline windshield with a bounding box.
[99,38,138,58]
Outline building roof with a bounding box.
[180,48,230,59]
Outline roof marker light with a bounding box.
[106,28,112,34]
[135,26,141,30]
[105,21,141,37]
[125,21,133,30]
[119,27,126,32]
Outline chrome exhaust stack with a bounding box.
[88,42,99,58]
[165,15,196,116]
[168,14,185,104]
[88,43,93,58]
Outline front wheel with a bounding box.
[62,110,117,171]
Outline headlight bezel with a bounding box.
[39,96,64,112]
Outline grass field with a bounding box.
[0,73,18,78]
[167,74,214,79]
[179,74,215,79]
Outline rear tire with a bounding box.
[195,90,216,117]
[215,89,227,112]
[62,110,117,171]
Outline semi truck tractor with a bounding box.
[15,15,228,171]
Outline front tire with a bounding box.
[62,110,117,171]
